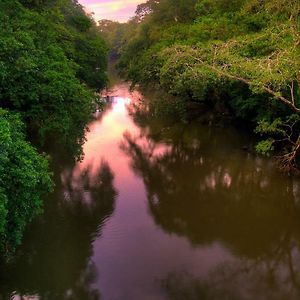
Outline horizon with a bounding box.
[79,0,144,23]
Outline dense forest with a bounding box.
[0,0,107,253]
[0,0,299,256]
[1,1,300,298]
[100,0,300,173]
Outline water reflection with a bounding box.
[2,82,300,299]
[0,158,117,300]
[121,99,300,298]
[121,127,300,252]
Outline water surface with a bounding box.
[2,83,300,300]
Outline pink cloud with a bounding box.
[79,0,144,22]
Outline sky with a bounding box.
[79,0,144,22]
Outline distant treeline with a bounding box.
[0,0,107,253]
[99,0,300,173]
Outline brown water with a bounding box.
[2,83,300,300]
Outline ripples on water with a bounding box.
[2,83,300,300]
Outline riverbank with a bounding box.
[105,0,300,175]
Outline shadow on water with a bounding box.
[121,99,300,299]
[0,149,117,299]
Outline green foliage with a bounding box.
[255,119,285,135]
[115,0,300,164]
[255,139,274,156]
[74,32,108,91]
[254,115,300,160]
[0,0,108,253]
[149,96,187,121]
[149,0,197,24]
[0,0,108,150]
[0,109,53,252]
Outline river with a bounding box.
[2,82,300,300]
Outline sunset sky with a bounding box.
[79,0,144,22]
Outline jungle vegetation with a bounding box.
[0,0,107,253]
[1,0,299,254]
[99,0,300,174]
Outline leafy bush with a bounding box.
[0,109,53,253]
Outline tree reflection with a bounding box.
[0,159,117,300]
[121,100,300,297]
[121,129,300,254]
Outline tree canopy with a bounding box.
[0,0,108,253]
[105,0,300,173]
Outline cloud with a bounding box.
[79,0,144,22]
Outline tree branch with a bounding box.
[183,51,300,114]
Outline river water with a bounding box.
[2,83,300,300]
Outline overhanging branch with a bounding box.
[175,49,300,114]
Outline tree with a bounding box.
[0,109,53,253]
[0,0,108,154]
[0,0,108,253]
[117,0,300,173]
[134,0,159,22]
